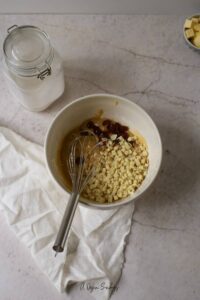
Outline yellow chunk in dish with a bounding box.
[185,28,195,39]
[184,19,193,29]
[193,24,200,32]
[193,33,200,47]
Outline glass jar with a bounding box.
[2,25,65,112]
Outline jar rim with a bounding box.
[3,25,54,77]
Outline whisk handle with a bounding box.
[53,192,80,253]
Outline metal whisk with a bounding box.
[53,130,100,254]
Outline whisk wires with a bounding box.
[67,130,102,195]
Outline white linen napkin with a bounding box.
[0,127,135,300]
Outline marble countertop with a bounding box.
[0,15,200,300]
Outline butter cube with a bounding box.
[193,33,200,48]
[193,24,200,31]
[185,28,195,39]
[192,17,199,24]
[184,19,192,28]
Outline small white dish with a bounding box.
[183,14,200,51]
[45,94,162,210]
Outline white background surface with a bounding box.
[0,14,200,300]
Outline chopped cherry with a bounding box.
[103,119,112,126]
[87,121,94,129]
[93,126,102,136]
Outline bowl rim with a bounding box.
[45,93,163,210]
[183,14,200,51]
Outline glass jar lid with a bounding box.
[3,25,54,78]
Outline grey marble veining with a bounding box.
[0,15,200,300]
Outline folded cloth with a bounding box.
[0,127,135,300]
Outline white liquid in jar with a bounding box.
[2,25,65,111]
[3,51,65,112]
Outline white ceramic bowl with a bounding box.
[45,94,162,209]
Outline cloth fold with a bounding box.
[0,127,135,300]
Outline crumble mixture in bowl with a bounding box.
[57,118,149,203]
[45,94,162,209]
